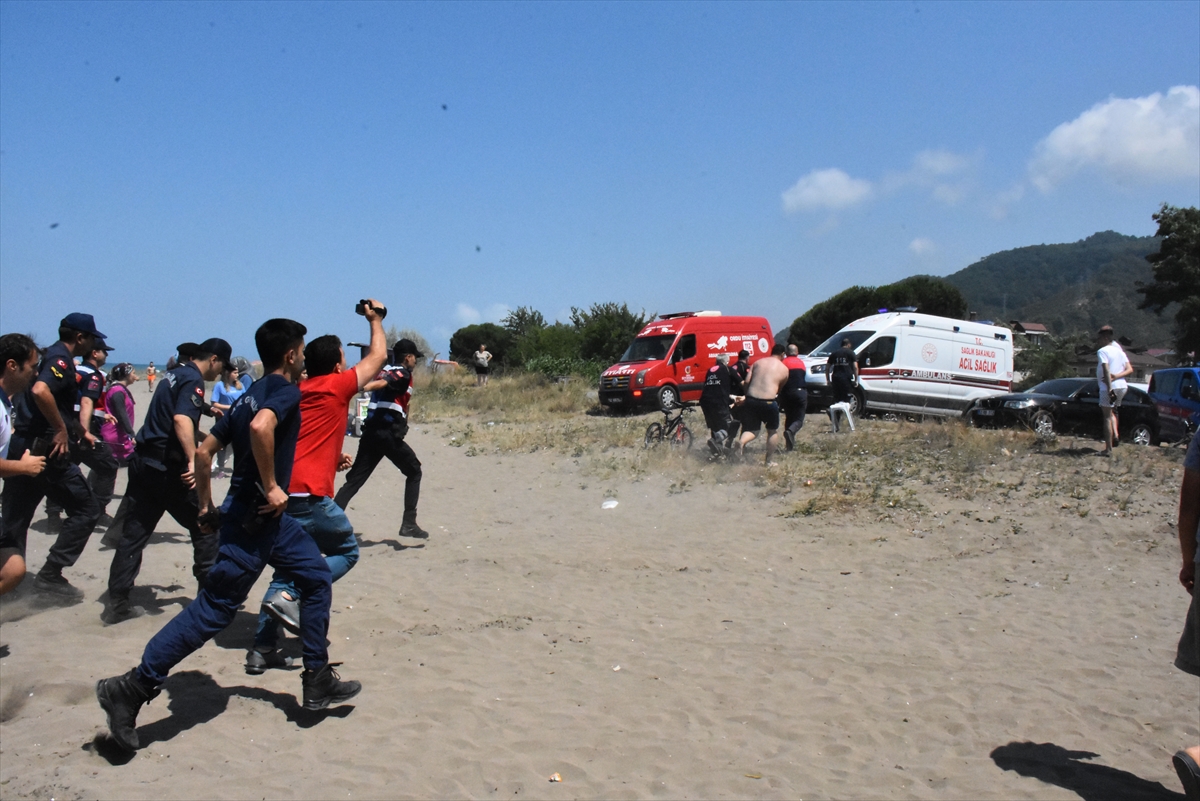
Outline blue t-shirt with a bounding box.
[210,373,301,505]
[212,381,246,407]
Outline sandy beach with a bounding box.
[0,390,1196,800]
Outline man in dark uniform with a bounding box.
[333,338,429,539]
[96,318,360,753]
[102,338,229,624]
[1,313,105,599]
[74,338,121,520]
[780,344,808,451]
[828,338,859,405]
[699,353,736,456]
[730,349,751,396]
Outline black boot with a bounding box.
[96,669,159,751]
[301,663,361,710]
[101,597,146,626]
[399,513,429,539]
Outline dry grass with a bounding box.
[408,370,1186,519]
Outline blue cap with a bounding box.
[93,337,114,352]
[60,312,106,339]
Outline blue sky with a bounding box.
[2,0,1198,362]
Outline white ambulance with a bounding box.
[804,312,1014,418]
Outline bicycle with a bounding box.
[644,401,696,450]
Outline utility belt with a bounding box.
[134,440,188,472]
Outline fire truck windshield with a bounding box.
[619,334,675,363]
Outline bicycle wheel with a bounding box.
[644,422,664,448]
[670,424,694,450]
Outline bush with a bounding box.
[523,355,606,382]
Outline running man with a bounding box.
[247,299,388,673]
[333,338,429,539]
[736,343,789,466]
[96,318,360,754]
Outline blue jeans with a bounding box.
[136,498,332,685]
[253,495,359,650]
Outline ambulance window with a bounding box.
[671,334,696,363]
[860,336,896,368]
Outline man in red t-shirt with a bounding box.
[247,299,388,675]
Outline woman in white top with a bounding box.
[474,344,493,387]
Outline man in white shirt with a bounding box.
[0,333,48,594]
[1096,325,1133,457]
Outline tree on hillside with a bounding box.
[1139,204,1200,362]
[502,306,546,341]
[787,276,968,352]
[449,322,512,366]
[1013,333,1088,390]
[569,302,651,364]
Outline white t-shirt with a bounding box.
[0,394,12,461]
[1097,342,1130,391]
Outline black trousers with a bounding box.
[700,400,734,439]
[44,441,119,516]
[333,423,422,518]
[831,375,855,405]
[781,390,808,437]
[0,434,100,576]
[107,455,219,602]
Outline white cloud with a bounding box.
[989,184,1026,220]
[1029,85,1200,191]
[782,168,873,213]
[908,237,935,255]
[455,303,482,325]
[454,302,510,327]
[881,149,974,205]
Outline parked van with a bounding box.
[804,311,1014,418]
[1148,366,1200,443]
[599,311,775,410]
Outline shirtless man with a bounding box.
[736,343,789,466]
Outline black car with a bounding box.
[967,377,1160,445]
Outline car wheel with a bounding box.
[847,390,863,417]
[1031,410,1056,437]
[658,385,678,410]
[1127,422,1154,446]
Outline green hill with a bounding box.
[943,231,1174,349]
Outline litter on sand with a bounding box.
[549,773,563,782]
[601,499,619,509]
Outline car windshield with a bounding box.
[618,334,675,363]
[810,330,875,358]
[1028,379,1086,397]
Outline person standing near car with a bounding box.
[828,338,859,406]
[1097,325,1133,457]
